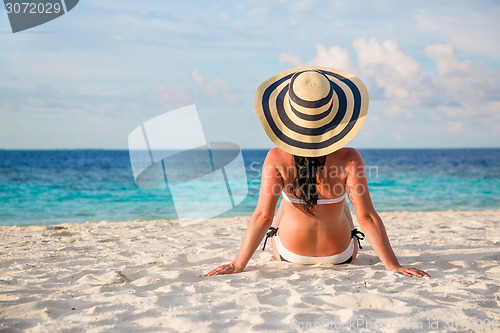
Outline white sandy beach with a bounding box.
[1,210,499,332]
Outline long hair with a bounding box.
[290,155,326,215]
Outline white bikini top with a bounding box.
[282,191,346,205]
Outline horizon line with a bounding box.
[1,146,500,151]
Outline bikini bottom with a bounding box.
[262,227,364,265]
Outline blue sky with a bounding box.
[1,0,499,149]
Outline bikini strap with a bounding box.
[262,227,279,250]
[351,228,365,249]
[281,191,301,204]
[282,191,346,205]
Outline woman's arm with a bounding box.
[206,149,283,276]
[344,149,430,278]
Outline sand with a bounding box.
[0,210,499,332]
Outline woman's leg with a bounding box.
[343,202,358,260]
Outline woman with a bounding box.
[206,66,429,278]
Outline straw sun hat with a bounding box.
[254,66,369,157]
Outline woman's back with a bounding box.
[269,147,354,256]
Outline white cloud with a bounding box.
[282,39,422,118]
[439,102,500,121]
[438,105,470,119]
[286,0,318,13]
[27,96,53,108]
[191,69,204,85]
[307,44,355,73]
[353,38,421,105]
[446,121,463,134]
[384,104,411,120]
[248,6,269,20]
[417,7,500,58]
[424,44,472,76]
[1,101,18,112]
[424,43,500,123]
[430,112,441,122]
[391,132,401,141]
[149,85,192,108]
[280,44,356,72]
[287,39,500,124]
[191,69,239,104]
[487,101,500,115]
[280,53,303,67]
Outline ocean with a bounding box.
[1,149,499,226]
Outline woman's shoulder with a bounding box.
[264,147,363,165]
[264,148,294,174]
[265,148,290,162]
[327,147,364,166]
[328,147,361,159]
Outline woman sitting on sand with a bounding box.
[206,67,429,278]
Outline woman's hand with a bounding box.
[205,262,244,276]
[390,266,430,278]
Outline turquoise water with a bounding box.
[0,149,499,225]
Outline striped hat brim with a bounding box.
[254,66,369,157]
